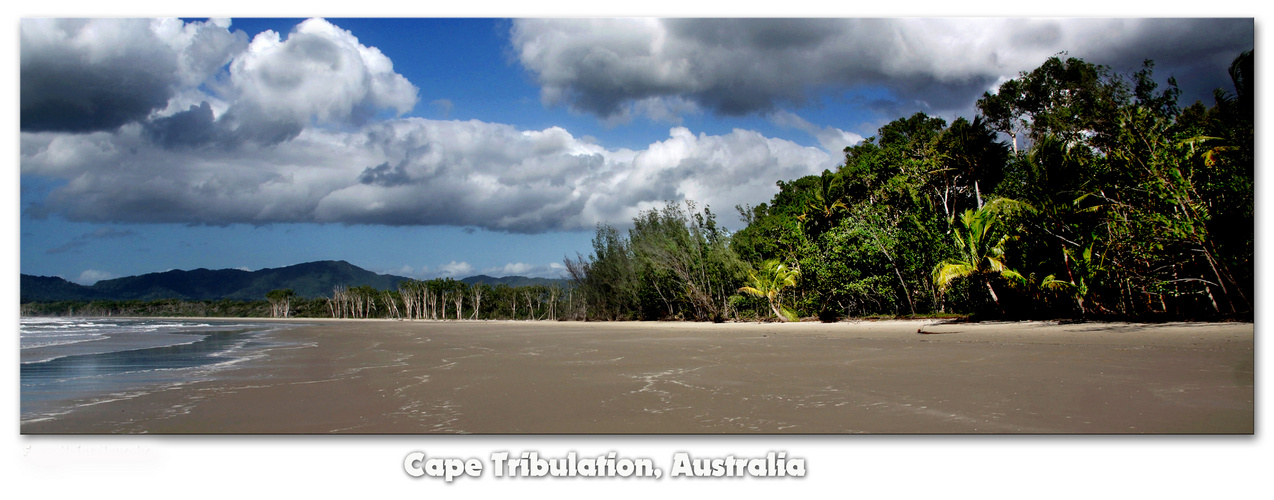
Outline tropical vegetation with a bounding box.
[567,51,1253,322]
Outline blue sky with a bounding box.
[19,17,1253,284]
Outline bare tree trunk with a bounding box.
[768,297,789,322]
[383,291,400,319]
[1200,248,1237,314]
[868,229,917,316]
[1204,283,1221,314]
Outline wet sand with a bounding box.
[20,319,1253,434]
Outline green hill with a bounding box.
[21,260,408,302]
[21,261,568,303]
[19,275,102,302]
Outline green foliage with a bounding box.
[977,54,1128,152]
[21,299,273,318]
[798,169,848,237]
[731,50,1252,321]
[738,259,800,322]
[567,201,748,321]
[265,288,296,318]
[933,199,1032,310]
[565,224,640,320]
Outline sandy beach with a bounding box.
[20,319,1253,434]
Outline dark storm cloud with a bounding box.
[143,102,224,148]
[20,18,247,133]
[21,18,417,150]
[1064,18,1254,106]
[511,18,1253,122]
[142,101,307,149]
[358,162,414,187]
[21,55,174,133]
[665,18,845,50]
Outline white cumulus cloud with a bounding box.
[439,261,474,277]
[75,269,116,285]
[24,117,834,232]
[22,17,422,150]
[224,18,418,142]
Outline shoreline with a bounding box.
[19,315,1253,326]
[20,319,1253,434]
[19,319,304,423]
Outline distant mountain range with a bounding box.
[20,260,567,303]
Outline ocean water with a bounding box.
[19,317,297,424]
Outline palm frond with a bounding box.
[934,260,976,291]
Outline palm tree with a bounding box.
[739,259,800,322]
[1058,236,1105,317]
[798,169,848,232]
[941,116,1009,208]
[933,199,1027,309]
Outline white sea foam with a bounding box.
[19,318,303,423]
[18,318,287,364]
